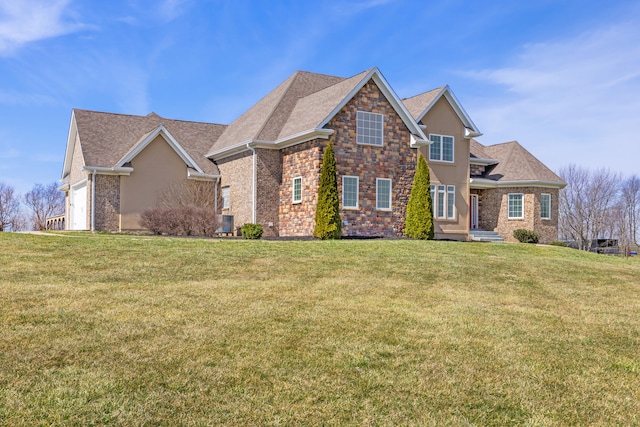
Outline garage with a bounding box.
[70,181,87,230]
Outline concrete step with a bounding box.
[470,229,505,242]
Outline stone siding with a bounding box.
[216,151,254,232]
[280,140,323,236]
[470,164,485,177]
[477,187,559,243]
[327,80,416,237]
[94,174,120,231]
[255,148,282,237]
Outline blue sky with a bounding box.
[1,0,639,193]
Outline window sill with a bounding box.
[376,208,392,212]
[429,159,455,164]
[357,142,383,147]
[342,207,359,211]
[292,201,302,205]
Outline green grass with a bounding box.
[1,233,639,426]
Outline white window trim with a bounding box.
[541,193,551,220]
[376,178,392,211]
[292,176,302,204]
[508,193,524,219]
[342,176,359,209]
[447,185,456,219]
[429,133,455,163]
[430,183,456,220]
[356,110,384,147]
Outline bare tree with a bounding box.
[24,182,65,231]
[0,182,23,231]
[559,165,620,250]
[619,175,640,245]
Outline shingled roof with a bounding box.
[70,110,226,176]
[207,68,427,158]
[208,71,346,154]
[472,140,564,185]
[402,86,445,121]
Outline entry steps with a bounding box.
[470,229,505,242]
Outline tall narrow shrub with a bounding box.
[313,140,341,239]
[405,153,434,239]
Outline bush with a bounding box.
[513,229,540,244]
[140,206,218,237]
[313,140,341,239]
[241,223,263,239]
[404,153,434,239]
[550,241,569,247]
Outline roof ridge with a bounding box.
[73,108,226,127]
[254,71,301,140]
[402,85,446,101]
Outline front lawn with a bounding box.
[1,233,638,425]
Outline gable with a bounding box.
[421,96,466,136]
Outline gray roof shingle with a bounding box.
[74,109,226,175]
[477,140,563,183]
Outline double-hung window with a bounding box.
[430,184,456,219]
[292,177,302,204]
[508,194,524,219]
[429,134,454,162]
[356,111,384,146]
[342,176,359,208]
[540,193,551,219]
[376,178,392,210]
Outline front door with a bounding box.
[470,194,478,229]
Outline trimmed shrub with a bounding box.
[140,206,218,237]
[241,223,263,239]
[313,140,341,239]
[550,241,569,247]
[513,229,540,244]
[404,153,434,239]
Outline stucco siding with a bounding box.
[419,97,470,240]
[120,135,189,230]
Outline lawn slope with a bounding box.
[1,233,639,426]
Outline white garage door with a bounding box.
[71,182,87,230]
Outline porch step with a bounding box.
[470,229,505,242]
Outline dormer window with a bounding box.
[429,134,454,162]
[357,111,383,146]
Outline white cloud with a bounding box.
[0,0,84,54]
[464,18,640,176]
[157,0,189,22]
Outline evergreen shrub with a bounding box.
[313,141,341,239]
[404,153,434,239]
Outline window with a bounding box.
[541,193,551,219]
[342,176,359,208]
[357,111,384,146]
[376,178,392,210]
[508,194,524,219]
[222,186,230,209]
[447,185,455,219]
[430,183,456,219]
[429,134,454,162]
[292,177,302,203]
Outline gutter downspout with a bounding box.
[214,177,219,215]
[90,170,96,232]
[247,143,256,223]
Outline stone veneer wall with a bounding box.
[477,187,560,243]
[470,164,485,177]
[328,80,416,237]
[279,140,323,236]
[255,148,282,237]
[216,151,254,231]
[94,174,120,231]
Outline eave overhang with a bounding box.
[470,157,499,166]
[83,166,134,176]
[207,128,334,161]
[470,178,567,189]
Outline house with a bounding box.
[60,67,565,242]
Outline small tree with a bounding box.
[24,182,65,231]
[0,182,23,231]
[404,153,434,239]
[313,140,341,239]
